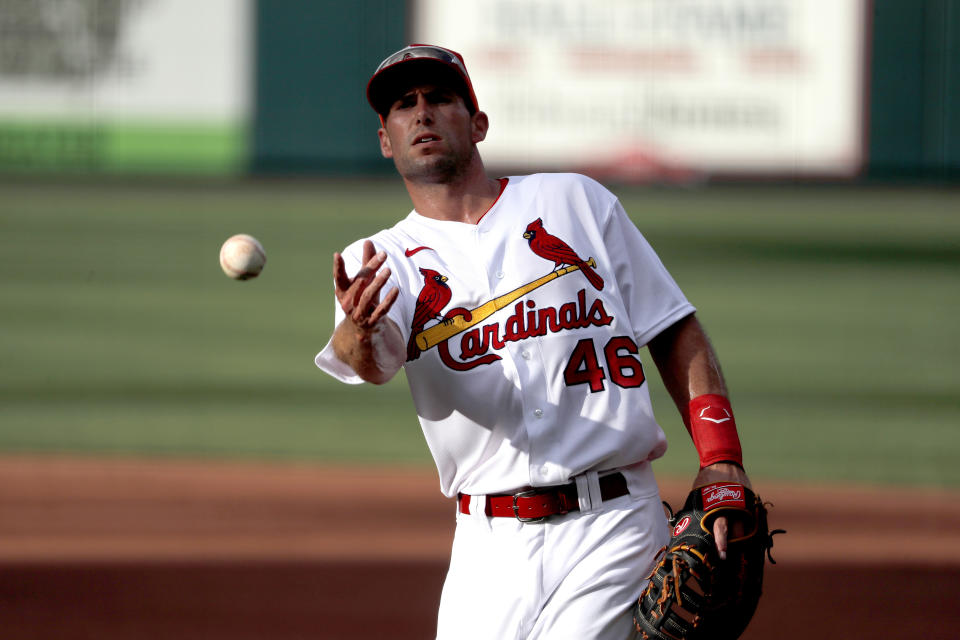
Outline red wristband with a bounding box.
[686,394,743,469]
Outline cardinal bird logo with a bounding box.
[522,218,604,291]
[408,267,453,361]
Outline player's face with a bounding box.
[378,83,488,183]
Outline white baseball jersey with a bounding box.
[315,173,695,498]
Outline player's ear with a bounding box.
[378,127,393,158]
[471,111,489,144]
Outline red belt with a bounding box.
[457,472,629,523]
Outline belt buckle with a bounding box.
[512,488,566,523]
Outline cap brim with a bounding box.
[366,58,476,117]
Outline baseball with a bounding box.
[219,234,266,280]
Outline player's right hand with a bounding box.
[333,239,399,330]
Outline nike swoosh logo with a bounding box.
[405,246,433,257]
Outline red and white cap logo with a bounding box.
[701,483,745,510]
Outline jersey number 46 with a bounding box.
[563,335,645,393]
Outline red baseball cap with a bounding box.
[366,44,479,119]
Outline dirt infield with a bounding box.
[1,456,958,639]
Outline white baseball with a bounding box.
[219,234,266,280]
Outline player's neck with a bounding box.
[404,165,501,224]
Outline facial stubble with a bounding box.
[393,140,478,185]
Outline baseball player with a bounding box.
[315,44,753,639]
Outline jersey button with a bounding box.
[496,271,505,279]
[521,350,531,360]
[533,408,543,418]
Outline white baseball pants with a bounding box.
[435,467,670,640]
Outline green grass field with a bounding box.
[2,179,958,488]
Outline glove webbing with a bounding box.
[637,545,713,640]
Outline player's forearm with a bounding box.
[649,313,728,415]
[332,316,405,385]
[650,313,745,469]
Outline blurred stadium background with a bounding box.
[1,0,958,489]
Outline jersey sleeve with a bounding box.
[603,199,696,346]
[313,239,407,385]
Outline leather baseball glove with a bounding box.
[631,482,783,640]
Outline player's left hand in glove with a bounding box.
[631,482,784,640]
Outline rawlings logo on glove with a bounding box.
[631,483,785,640]
[701,484,745,509]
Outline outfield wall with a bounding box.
[0,0,251,174]
[0,0,956,180]
[251,0,404,174]
[868,0,960,180]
